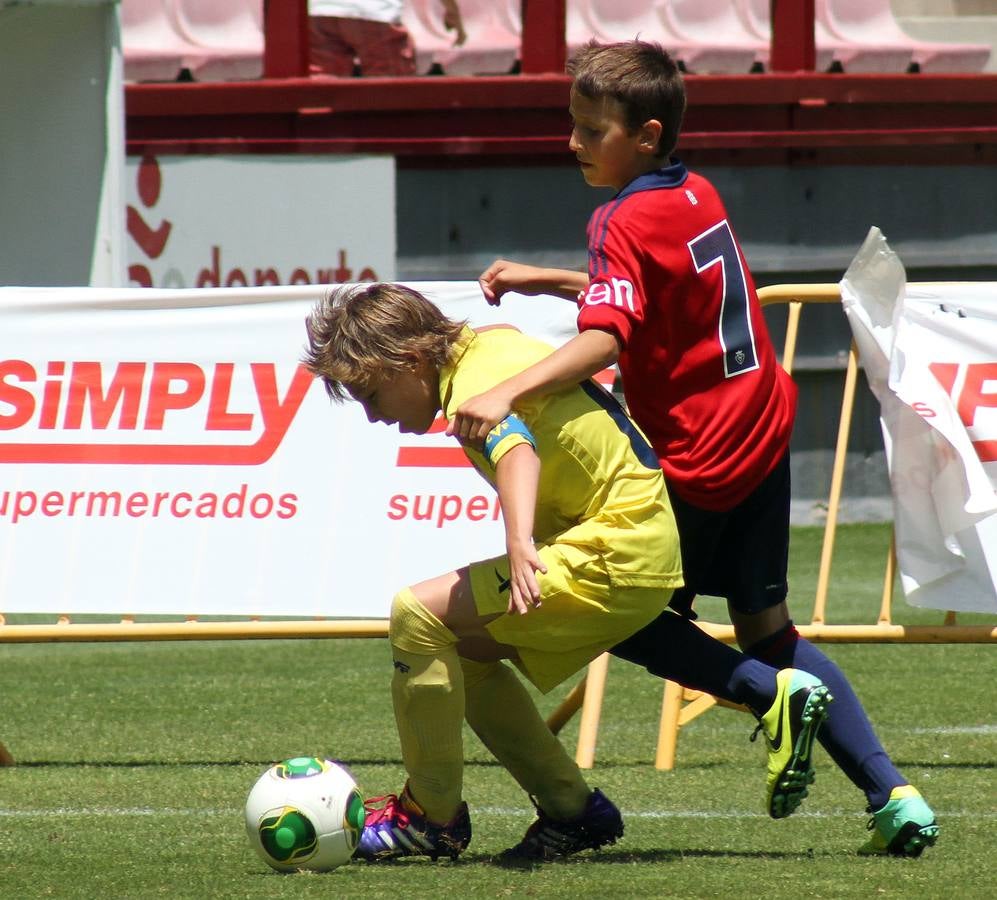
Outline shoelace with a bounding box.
[362,794,411,829]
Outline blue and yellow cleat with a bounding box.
[754,668,833,819]
[859,785,939,857]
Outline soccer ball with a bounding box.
[245,756,365,872]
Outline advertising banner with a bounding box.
[841,228,997,613]
[0,283,582,617]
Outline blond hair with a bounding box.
[569,40,686,158]
[302,283,467,401]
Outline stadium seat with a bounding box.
[405,0,519,76]
[401,0,459,75]
[120,0,195,82]
[493,0,522,38]
[581,0,674,48]
[813,0,914,73]
[565,1,600,57]
[736,0,836,72]
[655,0,765,74]
[169,0,264,81]
[819,0,990,74]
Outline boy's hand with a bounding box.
[478,259,544,306]
[447,387,513,446]
[506,536,547,616]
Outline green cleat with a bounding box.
[754,668,833,819]
[858,785,939,857]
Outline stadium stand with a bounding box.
[655,0,762,74]
[120,0,996,82]
[121,0,196,82]
[818,0,990,73]
[404,0,518,76]
[170,0,264,81]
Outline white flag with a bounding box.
[841,228,997,613]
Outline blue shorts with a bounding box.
[667,452,791,617]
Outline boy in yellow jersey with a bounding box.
[303,283,830,863]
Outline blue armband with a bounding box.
[483,414,536,466]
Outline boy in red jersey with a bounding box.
[449,40,938,857]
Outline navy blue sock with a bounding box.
[611,612,778,714]
[746,622,906,810]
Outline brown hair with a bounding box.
[302,283,467,401]
[568,40,686,158]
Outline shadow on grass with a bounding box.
[10,759,292,769]
[506,847,828,864]
[10,757,473,769]
[12,757,991,772]
[12,756,711,770]
[344,847,828,868]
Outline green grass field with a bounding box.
[1,523,994,899]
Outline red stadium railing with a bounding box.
[258,1,819,78]
[125,1,997,166]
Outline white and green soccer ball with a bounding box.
[245,756,365,872]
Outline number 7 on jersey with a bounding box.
[688,219,759,378]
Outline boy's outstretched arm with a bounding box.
[479,259,588,306]
[448,328,621,446]
[494,442,547,615]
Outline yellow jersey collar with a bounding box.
[439,325,476,412]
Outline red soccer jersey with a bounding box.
[576,162,797,510]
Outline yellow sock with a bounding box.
[390,588,465,825]
[462,657,590,820]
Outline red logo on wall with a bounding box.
[127,156,172,288]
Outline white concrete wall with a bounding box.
[0,2,124,286]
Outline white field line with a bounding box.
[0,807,994,820]
[907,724,997,735]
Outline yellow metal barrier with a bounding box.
[0,617,389,643]
[548,283,997,770]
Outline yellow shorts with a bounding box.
[468,541,672,693]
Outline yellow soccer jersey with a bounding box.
[439,325,682,588]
